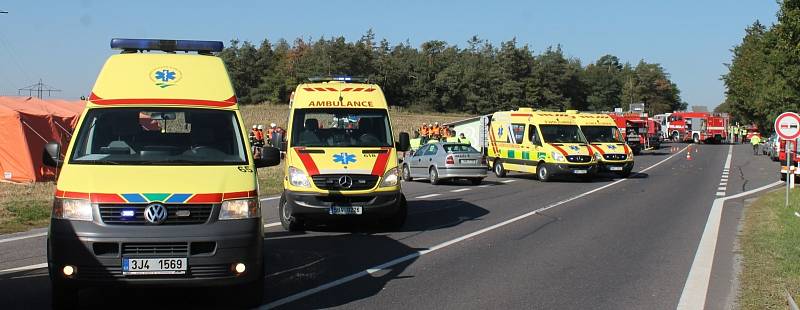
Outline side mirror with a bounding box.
[396,132,410,152]
[255,146,281,168]
[43,142,63,168]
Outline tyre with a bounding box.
[618,168,632,178]
[781,173,787,182]
[402,165,412,182]
[429,167,442,185]
[51,282,78,310]
[537,163,551,182]
[278,193,304,232]
[230,277,264,308]
[469,178,483,185]
[384,194,408,230]
[493,160,506,178]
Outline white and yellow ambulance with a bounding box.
[570,111,635,177]
[43,39,281,308]
[279,77,410,231]
[485,108,598,181]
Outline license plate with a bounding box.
[609,166,623,171]
[573,169,588,174]
[122,258,187,275]
[460,159,478,164]
[329,206,363,215]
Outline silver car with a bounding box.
[402,142,488,185]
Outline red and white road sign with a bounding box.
[775,112,800,140]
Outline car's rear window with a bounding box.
[443,144,479,153]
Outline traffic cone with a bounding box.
[686,146,693,160]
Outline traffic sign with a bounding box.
[775,112,800,140]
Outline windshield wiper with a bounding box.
[78,159,122,165]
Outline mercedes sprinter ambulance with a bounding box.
[278,77,410,231]
[570,111,635,177]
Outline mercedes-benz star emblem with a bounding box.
[144,203,168,224]
[338,176,354,189]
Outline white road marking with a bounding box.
[478,185,491,188]
[719,182,727,186]
[0,263,47,274]
[415,193,441,199]
[450,188,471,193]
[677,144,783,310]
[718,187,727,191]
[716,192,726,196]
[260,196,280,202]
[502,180,516,183]
[261,145,690,310]
[0,232,47,244]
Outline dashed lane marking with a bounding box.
[415,193,441,199]
[502,180,517,183]
[450,188,471,193]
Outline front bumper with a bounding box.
[549,163,598,176]
[285,190,402,219]
[598,161,634,173]
[48,217,263,287]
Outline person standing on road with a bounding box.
[751,134,761,155]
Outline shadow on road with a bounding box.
[262,198,489,309]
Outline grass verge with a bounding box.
[0,181,54,234]
[739,188,800,309]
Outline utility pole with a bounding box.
[18,79,61,99]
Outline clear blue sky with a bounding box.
[0,0,779,110]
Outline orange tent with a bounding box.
[0,97,85,183]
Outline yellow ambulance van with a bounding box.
[43,39,280,308]
[279,77,410,231]
[485,108,598,182]
[570,111,635,177]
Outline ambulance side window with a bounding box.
[528,125,541,145]
[511,124,525,144]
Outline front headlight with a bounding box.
[380,167,400,187]
[53,198,93,221]
[551,151,566,162]
[594,152,602,161]
[219,198,260,220]
[288,166,311,188]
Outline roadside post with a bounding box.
[775,112,800,207]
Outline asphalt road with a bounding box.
[0,143,781,309]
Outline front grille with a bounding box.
[312,174,379,190]
[603,154,628,161]
[98,204,213,225]
[122,242,188,256]
[566,155,592,163]
[190,264,234,278]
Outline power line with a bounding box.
[18,79,61,99]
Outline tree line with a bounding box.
[220,30,686,115]
[722,0,800,132]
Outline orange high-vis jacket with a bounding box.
[420,127,429,136]
[431,126,441,136]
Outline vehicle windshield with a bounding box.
[69,108,247,165]
[581,126,624,143]
[443,144,479,153]
[290,108,393,147]
[540,125,586,144]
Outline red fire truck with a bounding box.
[665,112,728,143]
[609,113,648,155]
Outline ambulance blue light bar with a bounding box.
[308,76,369,83]
[110,38,224,53]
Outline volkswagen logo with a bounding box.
[144,203,168,224]
[338,175,354,189]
